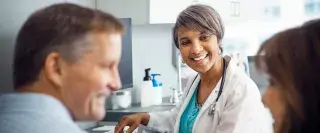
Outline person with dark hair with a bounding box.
[0,3,124,133]
[256,19,320,133]
[115,4,272,133]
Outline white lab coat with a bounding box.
[145,58,273,133]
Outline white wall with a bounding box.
[132,24,178,98]
[96,0,149,25]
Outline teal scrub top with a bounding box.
[179,86,202,133]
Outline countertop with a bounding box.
[103,96,176,122]
[87,122,154,133]
[103,103,175,122]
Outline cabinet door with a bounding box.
[149,0,233,24]
[149,0,193,24]
[203,0,269,23]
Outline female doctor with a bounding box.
[115,4,272,133]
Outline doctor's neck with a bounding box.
[200,57,224,87]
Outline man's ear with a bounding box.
[43,52,64,88]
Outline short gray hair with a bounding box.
[173,4,225,50]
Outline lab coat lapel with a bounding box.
[173,75,201,133]
[192,58,234,132]
[191,78,222,132]
[197,57,234,117]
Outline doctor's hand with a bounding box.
[114,113,150,133]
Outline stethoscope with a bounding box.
[187,57,227,116]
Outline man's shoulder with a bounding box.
[0,113,86,133]
[0,93,86,133]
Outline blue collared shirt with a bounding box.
[0,93,86,133]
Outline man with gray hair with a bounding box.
[0,3,123,133]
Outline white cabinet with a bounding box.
[149,0,193,24]
[96,0,193,25]
[149,0,267,24]
[148,0,243,24]
[150,0,249,24]
[95,0,269,25]
[207,0,268,23]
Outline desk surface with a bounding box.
[87,122,143,133]
[103,103,175,122]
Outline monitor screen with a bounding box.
[118,18,133,89]
[248,56,268,93]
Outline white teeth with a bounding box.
[193,55,207,61]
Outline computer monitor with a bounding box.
[118,18,133,89]
[248,56,268,94]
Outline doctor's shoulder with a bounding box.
[225,69,273,133]
[228,63,260,96]
[223,63,263,109]
[219,64,270,130]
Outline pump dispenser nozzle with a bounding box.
[151,74,161,87]
[143,68,151,81]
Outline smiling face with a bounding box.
[57,32,122,121]
[177,27,221,73]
